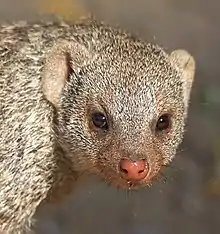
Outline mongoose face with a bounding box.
[43,22,195,190]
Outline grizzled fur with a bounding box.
[0,19,195,233]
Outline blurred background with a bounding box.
[1,0,220,233]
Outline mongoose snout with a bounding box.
[117,113,173,184]
[119,158,148,182]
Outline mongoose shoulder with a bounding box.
[0,19,196,233]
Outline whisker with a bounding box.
[157,171,168,183]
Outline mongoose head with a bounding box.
[42,25,195,190]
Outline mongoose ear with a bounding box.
[42,41,91,107]
[169,49,196,108]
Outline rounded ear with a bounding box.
[169,49,196,108]
[42,40,91,107]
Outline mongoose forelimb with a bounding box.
[0,19,196,233]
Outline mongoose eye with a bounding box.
[91,112,108,130]
[155,114,171,132]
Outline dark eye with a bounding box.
[155,114,171,132]
[91,112,108,130]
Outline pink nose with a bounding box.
[119,158,148,181]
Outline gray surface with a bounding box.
[1,0,220,233]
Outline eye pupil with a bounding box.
[92,112,108,129]
[156,114,171,132]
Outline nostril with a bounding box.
[138,169,145,174]
[121,168,128,174]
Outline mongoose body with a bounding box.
[0,19,195,233]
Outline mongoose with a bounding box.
[0,18,196,234]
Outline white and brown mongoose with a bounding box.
[0,18,196,233]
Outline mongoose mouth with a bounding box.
[118,170,160,190]
[108,174,156,190]
[118,179,145,190]
[96,161,161,190]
